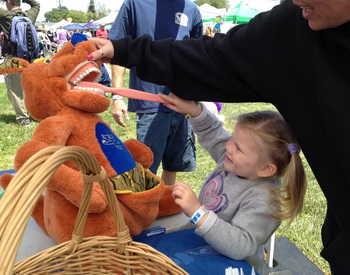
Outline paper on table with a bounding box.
[225,266,256,275]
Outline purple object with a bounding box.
[214,102,222,112]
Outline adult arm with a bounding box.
[107,0,132,127]
[111,64,129,127]
[22,0,40,22]
[110,1,298,103]
[0,8,12,36]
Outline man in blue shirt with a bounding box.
[108,0,203,186]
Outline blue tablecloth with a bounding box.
[135,228,257,275]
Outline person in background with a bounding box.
[213,15,223,33]
[204,25,214,37]
[95,24,109,87]
[98,64,111,87]
[36,26,50,57]
[46,29,55,43]
[0,0,40,126]
[96,24,108,39]
[83,29,92,38]
[56,26,70,48]
[159,92,306,273]
[107,0,203,186]
[87,0,350,273]
[45,29,58,55]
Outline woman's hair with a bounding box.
[237,110,307,225]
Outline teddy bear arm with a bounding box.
[14,140,53,170]
[15,141,108,213]
[123,139,154,169]
[14,122,73,170]
[47,165,109,213]
[31,117,73,145]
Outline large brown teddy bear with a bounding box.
[0,34,180,244]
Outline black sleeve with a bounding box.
[111,1,301,103]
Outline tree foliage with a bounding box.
[43,3,110,23]
[194,0,229,9]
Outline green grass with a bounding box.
[0,77,329,274]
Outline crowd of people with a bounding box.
[35,26,97,57]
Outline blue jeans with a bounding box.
[136,112,196,174]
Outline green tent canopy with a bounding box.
[203,1,259,24]
[224,1,259,23]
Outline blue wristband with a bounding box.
[190,205,209,225]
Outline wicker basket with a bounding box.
[0,146,188,274]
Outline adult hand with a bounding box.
[172,182,201,218]
[112,99,129,127]
[87,37,114,63]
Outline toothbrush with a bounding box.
[76,81,169,104]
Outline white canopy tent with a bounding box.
[49,19,70,32]
[199,3,226,21]
[93,10,119,26]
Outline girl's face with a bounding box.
[224,124,269,180]
[293,0,350,30]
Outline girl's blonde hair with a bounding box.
[237,111,307,225]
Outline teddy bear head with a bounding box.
[13,34,110,120]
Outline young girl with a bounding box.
[159,93,307,273]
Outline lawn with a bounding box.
[0,79,329,273]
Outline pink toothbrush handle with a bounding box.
[109,87,169,103]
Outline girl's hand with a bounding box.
[87,37,114,63]
[159,93,202,117]
[172,182,201,217]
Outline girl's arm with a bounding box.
[158,93,202,117]
[160,92,229,162]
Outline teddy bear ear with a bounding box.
[70,33,88,46]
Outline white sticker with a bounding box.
[175,12,188,27]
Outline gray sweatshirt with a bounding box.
[190,104,280,271]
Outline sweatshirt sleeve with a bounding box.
[196,187,279,260]
[189,103,231,163]
[24,0,40,22]
[110,0,299,104]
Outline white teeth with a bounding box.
[72,67,102,85]
[74,86,105,96]
[70,63,104,96]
